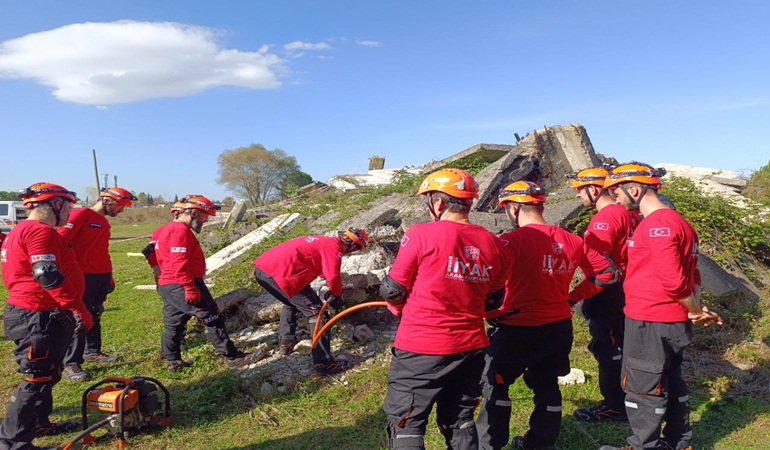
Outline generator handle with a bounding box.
[142,376,172,422]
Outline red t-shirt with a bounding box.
[624,209,699,322]
[58,207,112,273]
[584,203,639,276]
[253,236,344,298]
[1,220,86,313]
[387,221,510,355]
[494,224,610,326]
[156,222,206,300]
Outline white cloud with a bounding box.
[356,40,381,47]
[282,40,333,58]
[0,21,288,105]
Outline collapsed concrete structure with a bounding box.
[198,123,761,318]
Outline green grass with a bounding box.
[1,212,769,449]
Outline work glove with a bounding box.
[324,291,344,311]
[73,308,94,334]
[185,286,201,305]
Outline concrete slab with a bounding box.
[205,213,301,275]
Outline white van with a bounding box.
[0,201,27,232]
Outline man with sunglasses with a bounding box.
[58,187,136,382]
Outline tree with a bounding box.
[279,170,313,198]
[216,143,300,205]
[0,191,18,201]
[221,196,235,207]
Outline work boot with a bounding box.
[84,351,120,363]
[313,359,353,377]
[167,359,193,373]
[278,342,295,357]
[511,436,553,450]
[35,419,80,437]
[225,350,268,369]
[63,364,91,382]
[573,403,628,423]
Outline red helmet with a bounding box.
[418,168,479,199]
[566,167,608,189]
[100,187,137,207]
[18,182,77,205]
[604,162,665,190]
[498,181,546,206]
[180,195,221,216]
[341,228,369,251]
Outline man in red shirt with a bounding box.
[253,228,368,376]
[58,187,136,382]
[566,167,639,423]
[477,181,618,450]
[154,195,265,373]
[0,183,93,450]
[599,163,721,450]
[142,201,185,283]
[380,168,510,450]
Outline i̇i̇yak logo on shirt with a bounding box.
[445,247,491,283]
[649,227,671,238]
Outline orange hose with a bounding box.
[311,301,389,348]
[313,298,331,339]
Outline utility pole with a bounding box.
[92,149,101,191]
[102,173,109,191]
[113,175,118,188]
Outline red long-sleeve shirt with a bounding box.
[493,224,612,326]
[584,204,639,276]
[1,220,86,314]
[253,236,345,298]
[156,222,206,301]
[387,221,510,355]
[624,208,700,322]
[57,207,112,273]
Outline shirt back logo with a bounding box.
[464,246,480,260]
[650,227,671,238]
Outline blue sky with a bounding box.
[1,1,768,202]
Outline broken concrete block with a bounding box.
[222,200,247,229]
[558,368,586,386]
[215,288,253,314]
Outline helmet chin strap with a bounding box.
[586,187,606,207]
[619,184,648,211]
[504,204,520,229]
[427,193,448,222]
[49,200,64,227]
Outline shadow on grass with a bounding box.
[225,412,387,450]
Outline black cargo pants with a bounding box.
[158,278,238,362]
[253,268,334,364]
[476,318,573,450]
[383,348,485,450]
[0,305,76,450]
[622,318,693,450]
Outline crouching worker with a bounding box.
[153,195,266,373]
[252,228,368,377]
[0,183,93,450]
[381,168,510,450]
